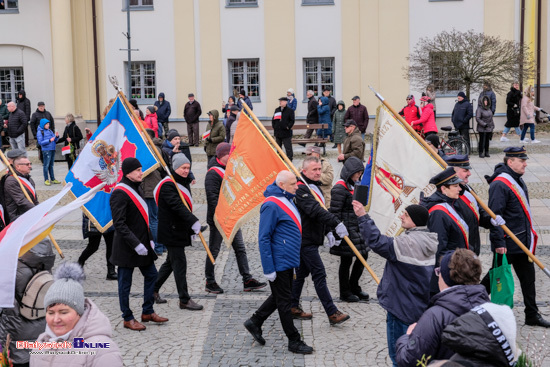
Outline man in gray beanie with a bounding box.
[153,153,204,310]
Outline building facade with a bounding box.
[0,0,548,132]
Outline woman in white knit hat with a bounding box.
[30,262,123,367]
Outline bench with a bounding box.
[263,123,331,155]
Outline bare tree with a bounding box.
[404,29,535,99]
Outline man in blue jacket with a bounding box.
[154,92,171,138]
[244,171,313,354]
[451,92,473,151]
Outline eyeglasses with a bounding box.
[434,267,441,277]
[16,163,32,166]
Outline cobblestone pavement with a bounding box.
[34,135,550,366]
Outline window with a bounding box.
[430,51,462,95]
[302,0,334,5]
[226,0,257,7]
[0,0,18,13]
[126,62,156,102]
[122,0,153,11]
[0,68,24,103]
[229,59,260,102]
[303,58,334,99]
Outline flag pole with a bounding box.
[368,86,550,279]
[111,85,216,265]
[239,101,380,284]
[0,150,64,259]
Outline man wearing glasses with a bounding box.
[4,156,38,220]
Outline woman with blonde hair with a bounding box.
[56,113,83,169]
[520,85,541,143]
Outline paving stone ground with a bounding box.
[33,135,550,366]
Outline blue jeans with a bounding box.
[145,198,164,254]
[387,312,410,367]
[520,123,536,141]
[42,150,56,181]
[291,245,338,316]
[117,262,157,321]
[503,126,521,135]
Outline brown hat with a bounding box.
[305,146,321,155]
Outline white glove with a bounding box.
[335,240,342,246]
[491,215,506,227]
[264,272,277,282]
[191,221,201,235]
[325,232,336,248]
[135,243,148,256]
[335,223,349,238]
[150,240,155,250]
[191,234,198,241]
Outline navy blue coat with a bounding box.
[395,285,490,366]
[154,93,172,123]
[455,187,493,256]
[486,163,534,254]
[258,182,302,274]
[451,99,473,130]
[316,96,332,137]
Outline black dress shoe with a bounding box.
[341,294,360,303]
[154,292,167,304]
[200,225,208,232]
[244,319,266,345]
[485,152,490,157]
[179,299,203,311]
[526,314,550,328]
[354,291,370,301]
[288,340,313,354]
[106,272,118,280]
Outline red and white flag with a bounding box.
[61,145,71,156]
[273,112,282,120]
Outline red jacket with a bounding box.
[399,99,421,124]
[413,104,437,134]
[144,113,158,137]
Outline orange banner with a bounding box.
[214,112,288,243]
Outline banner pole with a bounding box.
[239,101,380,284]
[368,86,549,278]
[115,90,216,265]
[0,150,64,259]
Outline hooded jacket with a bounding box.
[37,119,58,151]
[520,95,539,125]
[30,299,123,367]
[258,182,302,274]
[395,285,490,366]
[205,110,225,156]
[316,96,332,137]
[476,96,495,133]
[332,101,346,144]
[413,103,437,134]
[329,157,368,257]
[451,97,474,130]
[154,92,172,123]
[0,100,8,120]
[16,89,31,122]
[505,87,522,127]
[30,108,54,138]
[358,214,437,325]
[344,102,369,133]
[295,174,341,247]
[342,127,365,162]
[399,98,421,124]
[144,112,158,137]
[486,163,533,254]
[478,87,497,115]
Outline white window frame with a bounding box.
[226,0,258,8]
[302,0,334,6]
[125,61,156,104]
[228,59,261,103]
[303,58,335,101]
[0,0,19,13]
[429,51,463,96]
[122,0,153,11]
[0,67,24,103]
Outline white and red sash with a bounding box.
[334,179,354,194]
[264,196,302,234]
[0,204,4,226]
[429,202,469,249]
[153,177,193,212]
[494,172,538,254]
[208,166,225,178]
[114,183,149,227]
[460,189,480,222]
[19,176,36,200]
[273,112,282,120]
[298,181,325,205]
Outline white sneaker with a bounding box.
[500,136,509,142]
[519,139,529,144]
[531,139,541,144]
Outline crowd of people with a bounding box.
[0,83,547,367]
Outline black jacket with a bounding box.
[16,90,31,122]
[442,306,517,367]
[272,106,295,139]
[30,109,54,138]
[184,100,202,124]
[7,108,28,138]
[205,157,225,225]
[395,285,490,366]
[329,157,369,257]
[57,121,83,148]
[505,87,522,128]
[109,177,157,268]
[486,163,533,254]
[327,95,337,118]
[456,186,493,256]
[295,175,340,247]
[154,93,171,122]
[451,98,473,130]
[3,170,38,222]
[157,172,198,247]
[306,96,319,125]
[225,113,236,142]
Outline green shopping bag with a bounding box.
[490,253,515,308]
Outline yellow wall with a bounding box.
[264,0,296,114]
[198,1,222,117]
[174,0,197,119]
[341,0,361,105]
